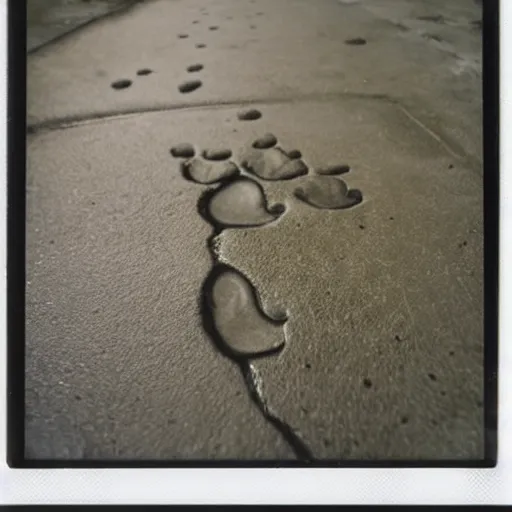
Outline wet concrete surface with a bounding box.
[216,99,483,460]
[27,0,482,164]
[26,0,483,460]
[26,114,295,459]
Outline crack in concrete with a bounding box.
[194,173,313,460]
[396,104,482,174]
[241,360,315,462]
[397,105,464,160]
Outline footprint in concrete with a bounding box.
[187,64,204,72]
[241,144,308,181]
[111,79,132,90]
[182,158,240,184]
[345,37,367,45]
[315,164,351,175]
[136,68,153,76]
[203,177,285,228]
[294,175,362,209]
[171,145,237,183]
[178,80,202,93]
[204,265,287,358]
[237,108,262,121]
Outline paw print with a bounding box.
[169,132,363,361]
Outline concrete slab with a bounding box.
[27,0,136,52]
[25,113,297,459]
[214,99,484,460]
[26,0,484,461]
[26,96,483,459]
[27,0,482,163]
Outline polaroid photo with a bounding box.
[1,0,510,505]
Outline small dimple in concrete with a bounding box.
[252,133,278,149]
[178,80,202,94]
[111,79,132,90]
[207,177,283,227]
[294,175,363,209]
[187,64,204,73]
[208,268,286,358]
[202,148,232,161]
[345,37,367,45]
[178,33,189,39]
[417,15,446,23]
[196,43,206,49]
[315,164,351,175]
[182,158,239,184]
[237,108,262,121]
[209,26,219,31]
[170,143,195,158]
[136,68,153,76]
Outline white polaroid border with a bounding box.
[1,0,511,505]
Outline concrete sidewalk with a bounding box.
[27,0,138,52]
[26,0,484,460]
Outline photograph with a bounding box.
[17,0,495,465]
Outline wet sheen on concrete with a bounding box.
[26,112,296,460]
[27,0,482,165]
[26,0,483,461]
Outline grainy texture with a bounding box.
[27,0,483,460]
[25,115,295,460]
